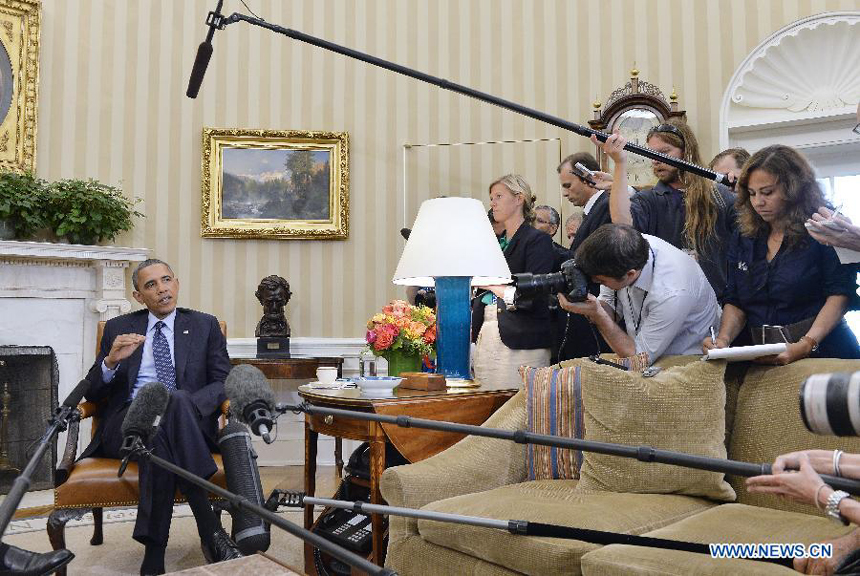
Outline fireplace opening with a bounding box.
[0,346,58,494]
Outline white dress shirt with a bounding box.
[598,235,720,364]
[101,310,177,398]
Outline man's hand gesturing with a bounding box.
[104,334,146,369]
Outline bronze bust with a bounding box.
[255,275,292,338]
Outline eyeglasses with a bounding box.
[647,123,685,146]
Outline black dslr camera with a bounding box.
[512,259,589,305]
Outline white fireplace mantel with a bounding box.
[0,240,149,450]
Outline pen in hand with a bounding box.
[710,326,717,346]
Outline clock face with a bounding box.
[606,108,661,188]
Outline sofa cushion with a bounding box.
[580,503,856,575]
[417,479,715,576]
[522,364,586,480]
[728,359,860,514]
[575,359,736,501]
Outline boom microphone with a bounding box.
[225,364,276,443]
[217,421,270,554]
[118,382,170,477]
[186,0,225,98]
[62,379,91,409]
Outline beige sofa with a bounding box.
[380,358,860,575]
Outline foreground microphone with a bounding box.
[186,0,225,98]
[118,382,170,477]
[225,364,276,443]
[218,421,270,554]
[62,379,91,409]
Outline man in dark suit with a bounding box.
[83,259,240,575]
[556,153,614,360]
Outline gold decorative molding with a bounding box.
[201,128,350,240]
[0,0,39,173]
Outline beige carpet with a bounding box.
[4,508,308,575]
[3,466,339,574]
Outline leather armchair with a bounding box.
[46,321,230,576]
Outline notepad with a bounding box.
[702,343,787,362]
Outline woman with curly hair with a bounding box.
[703,145,859,364]
[472,174,554,386]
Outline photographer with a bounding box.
[747,450,860,574]
[557,223,719,366]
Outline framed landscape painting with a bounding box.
[201,128,349,239]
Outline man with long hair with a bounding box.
[596,119,736,301]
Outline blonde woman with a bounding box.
[597,119,736,301]
[472,174,553,387]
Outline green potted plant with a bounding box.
[0,170,46,240]
[45,178,143,245]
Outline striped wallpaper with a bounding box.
[35,0,859,338]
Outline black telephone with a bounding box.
[315,506,373,553]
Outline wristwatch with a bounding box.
[826,489,850,525]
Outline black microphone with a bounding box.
[400,228,411,240]
[225,365,276,443]
[217,421,270,554]
[118,382,170,477]
[186,0,225,98]
[62,379,91,409]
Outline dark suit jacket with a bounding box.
[471,224,554,350]
[570,191,611,255]
[558,192,615,361]
[81,307,230,459]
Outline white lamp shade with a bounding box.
[393,197,512,287]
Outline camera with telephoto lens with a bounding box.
[800,371,860,436]
[512,259,589,304]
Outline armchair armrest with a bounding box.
[380,390,528,539]
[55,409,85,487]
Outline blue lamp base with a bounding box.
[434,276,472,379]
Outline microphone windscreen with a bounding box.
[218,421,270,554]
[186,41,213,98]
[225,364,275,424]
[121,382,170,443]
[62,379,91,408]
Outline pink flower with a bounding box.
[366,330,377,344]
[375,330,394,350]
[423,324,437,343]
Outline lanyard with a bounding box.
[616,248,656,334]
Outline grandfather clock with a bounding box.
[589,66,686,189]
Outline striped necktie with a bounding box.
[152,321,177,391]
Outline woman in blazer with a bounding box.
[472,174,554,387]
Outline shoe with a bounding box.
[201,527,243,564]
[0,543,74,576]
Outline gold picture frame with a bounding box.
[201,128,349,240]
[0,0,40,173]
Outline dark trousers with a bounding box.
[100,390,217,547]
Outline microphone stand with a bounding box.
[274,402,860,497]
[266,491,793,568]
[121,437,395,576]
[0,405,80,537]
[208,9,732,186]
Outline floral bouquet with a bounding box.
[365,300,436,373]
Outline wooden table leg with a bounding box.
[335,437,344,478]
[369,422,387,566]
[304,418,319,574]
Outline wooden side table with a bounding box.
[231,356,346,472]
[299,381,518,573]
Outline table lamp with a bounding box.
[393,197,511,379]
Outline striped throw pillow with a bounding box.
[522,364,586,480]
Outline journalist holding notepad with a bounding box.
[703,145,860,364]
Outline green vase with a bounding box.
[385,350,421,376]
